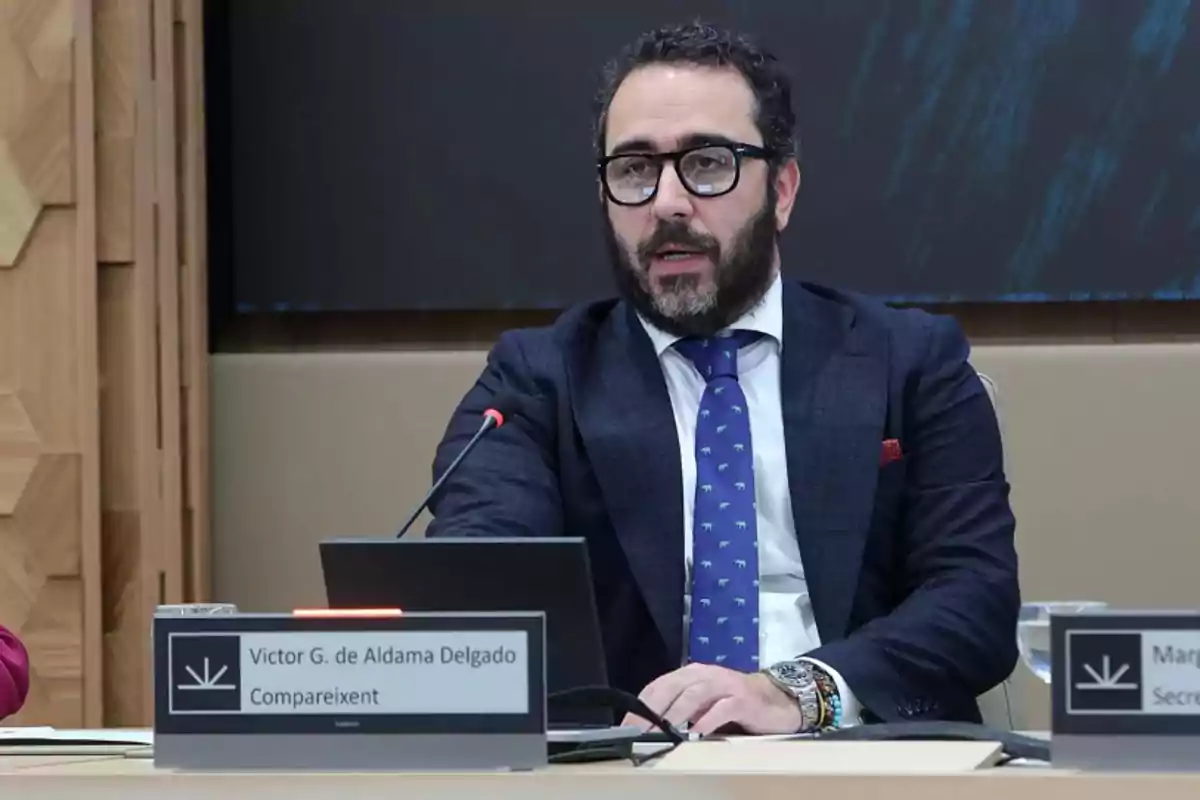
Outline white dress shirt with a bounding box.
[637,272,861,726]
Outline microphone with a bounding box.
[394,392,522,538]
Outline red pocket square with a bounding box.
[880,439,903,465]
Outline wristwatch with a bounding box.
[761,660,822,731]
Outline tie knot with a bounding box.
[674,330,763,381]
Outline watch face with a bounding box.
[773,662,812,686]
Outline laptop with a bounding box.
[319,536,619,732]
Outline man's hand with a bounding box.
[621,663,804,736]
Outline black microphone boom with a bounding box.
[394,393,521,538]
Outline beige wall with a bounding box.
[210,336,1200,732]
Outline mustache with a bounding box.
[636,221,719,263]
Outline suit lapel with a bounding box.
[781,284,888,642]
[571,304,685,663]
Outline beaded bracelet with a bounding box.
[811,666,843,729]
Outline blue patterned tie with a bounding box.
[675,330,762,673]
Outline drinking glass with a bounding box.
[1017,601,1108,683]
[151,603,238,647]
[156,603,238,616]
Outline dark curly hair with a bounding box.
[592,21,798,165]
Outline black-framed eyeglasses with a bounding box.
[597,142,774,207]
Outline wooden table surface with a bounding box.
[2,737,1199,800]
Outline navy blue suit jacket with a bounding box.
[425,281,1020,724]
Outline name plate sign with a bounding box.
[1051,611,1200,770]
[153,611,546,771]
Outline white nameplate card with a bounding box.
[152,611,546,771]
[1052,611,1200,771]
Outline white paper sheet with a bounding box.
[0,727,153,745]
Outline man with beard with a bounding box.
[425,22,1018,735]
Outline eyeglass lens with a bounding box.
[604,145,738,204]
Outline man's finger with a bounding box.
[632,665,737,732]
[624,679,685,732]
[690,695,744,736]
[636,670,690,719]
[661,678,723,729]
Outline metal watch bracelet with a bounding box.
[761,660,822,731]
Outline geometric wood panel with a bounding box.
[0,454,83,726]
[0,213,88,727]
[0,392,40,516]
[176,0,213,604]
[0,141,39,267]
[100,504,144,726]
[95,0,133,263]
[94,0,213,726]
[2,0,75,235]
[0,0,89,725]
[96,0,159,727]
[0,0,211,725]
[153,0,184,611]
[98,257,156,726]
[9,209,81,455]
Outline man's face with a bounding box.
[601,64,800,338]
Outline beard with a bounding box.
[603,187,780,339]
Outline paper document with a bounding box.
[0,727,55,738]
[718,733,815,742]
[0,727,153,746]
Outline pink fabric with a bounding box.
[0,625,29,719]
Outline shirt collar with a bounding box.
[637,271,783,358]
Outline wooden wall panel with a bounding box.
[94,0,134,263]
[73,0,104,729]
[153,0,185,608]
[95,0,211,726]
[0,0,99,726]
[176,0,211,602]
[98,259,154,725]
[96,0,160,727]
[0,0,209,726]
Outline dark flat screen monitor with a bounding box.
[319,536,610,727]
